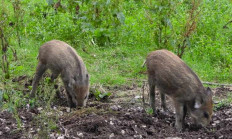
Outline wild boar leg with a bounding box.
[31,62,47,97]
[66,91,76,108]
[174,101,185,131]
[160,92,167,111]
[51,72,60,98]
[63,81,76,108]
[149,80,156,113]
[183,104,187,121]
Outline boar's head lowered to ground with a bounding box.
[146,49,213,131]
[31,40,89,108]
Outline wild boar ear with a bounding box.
[73,76,77,81]
[194,98,202,109]
[206,87,212,97]
[68,83,72,88]
[86,74,89,82]
[68,79,75,88]
[194,101,201,109]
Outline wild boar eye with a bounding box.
[204,112,209,118]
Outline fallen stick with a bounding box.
[223,19,232,29]
[127,79,232,87]
[202,82,232,87]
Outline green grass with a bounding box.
[3,38,148,86]
[1,35,231,88]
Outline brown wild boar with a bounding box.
[31,40,89,108]
[146,49,213,131]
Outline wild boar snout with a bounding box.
[191,109,212,127]
[70,84,89,108]
[76,91,89,107]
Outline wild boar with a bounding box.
[146,49,213,131]
[31,40,89,108]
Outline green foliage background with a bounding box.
[1,0,232,87]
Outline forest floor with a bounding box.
[0,76,232,139]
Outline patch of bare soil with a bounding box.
[58,105,232,139]
[0,111,21,139]
[1,102,232,139]
[1,77,232,138]
[213,86,232,98]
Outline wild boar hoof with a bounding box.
[68,102,76,108]
[162,109,172,115]
[175,124,184,132]
[176,128,183,133]
[152,109,159,117]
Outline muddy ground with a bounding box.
[0,76,232,139]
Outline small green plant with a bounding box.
[214,101,228,111]
[0,90,23,128]
[34,106,60,138]
[145,107,153,115]
[93,90,112,101]
[3,91,10,101]
[29,98,36,108]
[1,89,27,110]
[214,97,232,111]
[45,77,52,83]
